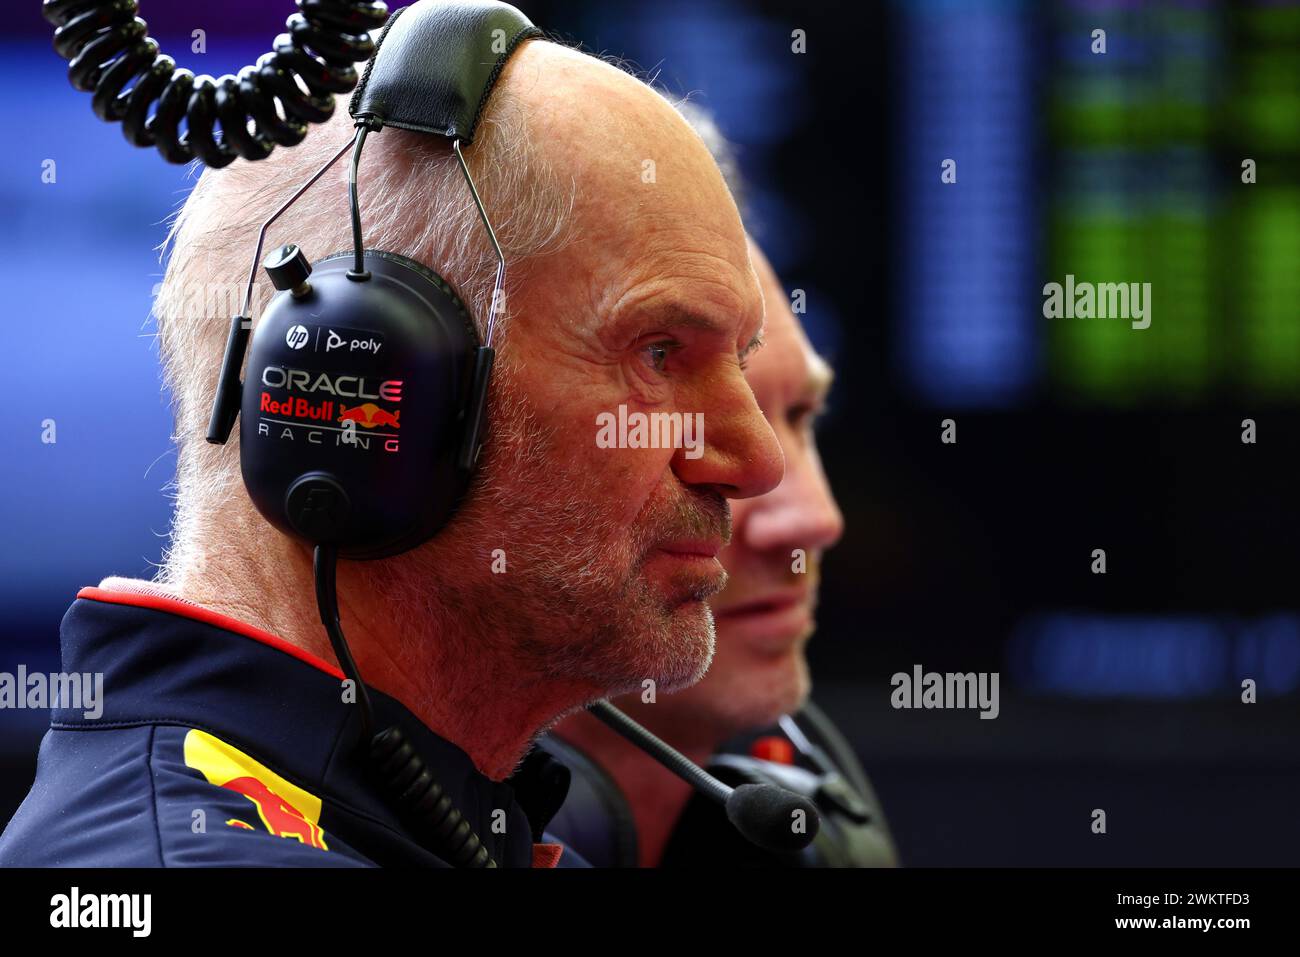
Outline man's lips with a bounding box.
[713,586,811,619]
[656,539,723,559]
[648,539,728,604]
[712,585,816,654]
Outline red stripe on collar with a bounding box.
[76,586,345,681]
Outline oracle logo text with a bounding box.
[260,366,403,403]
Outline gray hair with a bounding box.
[152,70,575,582]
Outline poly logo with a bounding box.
[325,329,383,354]
[285,324,310,350]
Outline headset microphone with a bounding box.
[588,701,820,854]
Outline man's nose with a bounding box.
[673,372,784,501]
[741,441,845,555]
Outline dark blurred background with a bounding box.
[2,0,1297,865]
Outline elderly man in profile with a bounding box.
[547,237,898,867]
[0,36,781,868]
[541,105,898,867]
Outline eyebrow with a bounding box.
[626,306,765,359]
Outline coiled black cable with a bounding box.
[42,0,389,167]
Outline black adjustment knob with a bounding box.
[264,244,313,298]
[285,472,351,543]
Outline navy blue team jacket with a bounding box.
[0,585,581,868]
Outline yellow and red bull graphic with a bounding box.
[183,728,330,851]
[338,402,400,430]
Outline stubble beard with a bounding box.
[370,366,730,703]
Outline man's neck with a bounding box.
[139,538,597,782]
[556,703,727,867]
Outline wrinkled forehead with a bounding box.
[499,42,759,338]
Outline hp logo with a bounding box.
[285,325,310,350]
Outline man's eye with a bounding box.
[790,402,826,433]
[639,341,674,374]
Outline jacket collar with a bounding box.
[60,583,549,867]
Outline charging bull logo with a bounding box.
[183,729,330,851]
[339,403,400,430]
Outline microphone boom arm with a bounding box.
[587,700,820,854]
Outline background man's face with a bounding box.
[649,241,844,735]
[415,45,784,702]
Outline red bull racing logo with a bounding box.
[256,364,403,453]
[183,728,330,851]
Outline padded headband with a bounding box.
[349,0,542,143]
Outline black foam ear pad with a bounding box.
[239,250,480,560]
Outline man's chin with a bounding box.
[610,597,716,699]
[658,598,718,691]
[690,645,812,736]
[749,650,811,726]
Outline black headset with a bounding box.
[204,1,540,561]
[221,240,486,560]
[44,0,534,557]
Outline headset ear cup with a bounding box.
[239,250,482,559]
[343,249,481,349]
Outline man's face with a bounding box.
[650,241,843,735]
[419,46,784,701]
